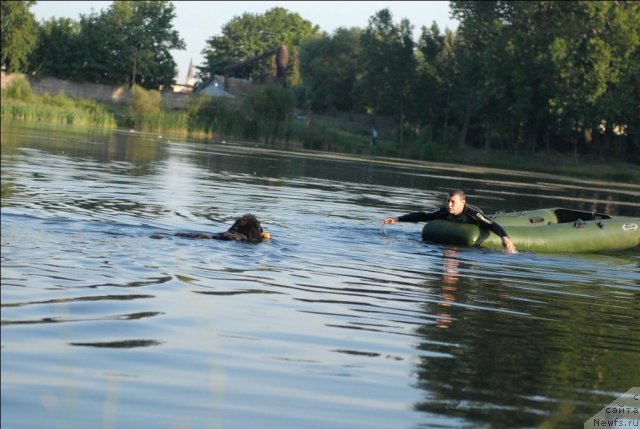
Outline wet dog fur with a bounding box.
[173,213,267,242]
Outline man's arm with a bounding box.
[465,204,517,253]
[382,208,448,224]
[464,204,507,236]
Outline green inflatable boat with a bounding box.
[421,207,640,253]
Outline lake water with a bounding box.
[1,122,639,429]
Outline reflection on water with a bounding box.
[436,248,460,330]
[1,122,639,429]
[413,249,640,428]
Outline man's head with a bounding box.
[447,189,466,216]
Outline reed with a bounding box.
[186,94,244,139]
[1,97,118,128]
[1,77,117,128]
[128,109,191,135]
[284,117,372,153]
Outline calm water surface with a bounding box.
[1,122,639,429]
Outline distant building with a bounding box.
[172,58,196,93]
[197,75,236,98]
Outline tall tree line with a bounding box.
[294,2,639,162]
[2,0,184,89]
[447,1,639,160]
[2,1,639,162]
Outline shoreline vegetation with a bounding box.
[2,75,638,184]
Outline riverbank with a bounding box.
[418,146,640,184]
[191,136,640,190]
[189,131,640,184]
[2,110,638,184]
[2,75,637,184]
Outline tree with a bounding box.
[73,1,184,88]
[450,1,640,159]
[1,0,37,72]
[123,0,185,89]
[599,2,640,162]
[542,2,640,157]
[359,9,416,145]
[412,23,457,141]
[198,7,319,85]
[298,27,363,112]
[28,17,81,79]
[449,1,509,150]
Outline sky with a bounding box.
[31,1,459,84]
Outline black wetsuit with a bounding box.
[397,204,509,238]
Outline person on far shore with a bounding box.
[381,188,517,253]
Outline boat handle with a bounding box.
[572,219,587,228]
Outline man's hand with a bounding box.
[502,236,517,254]
[381,217,398,225]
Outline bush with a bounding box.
[3,75,35,102]
[186,95,241,139]
[128,85,163,130]
[242,85,296,144]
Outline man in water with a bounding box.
[381,189,517,253]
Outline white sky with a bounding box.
[31,1,459,83]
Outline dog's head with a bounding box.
[229,213,270,242]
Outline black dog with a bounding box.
[174,213,269,242]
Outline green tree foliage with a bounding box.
[542,2,640,157]
[69,1,184,88]
[298,27,363,112]
[412,23,456,142]
[359,9,416,147]
[359,9,416,119]
[450,1,640,159]
[199,7,319,85]
[1,0,37,72]
[448,1,508,150]
[28,17,80,78]
[599,2,640,161]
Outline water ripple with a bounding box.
[2,122,639,429]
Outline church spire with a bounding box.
[186,58,194,87]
